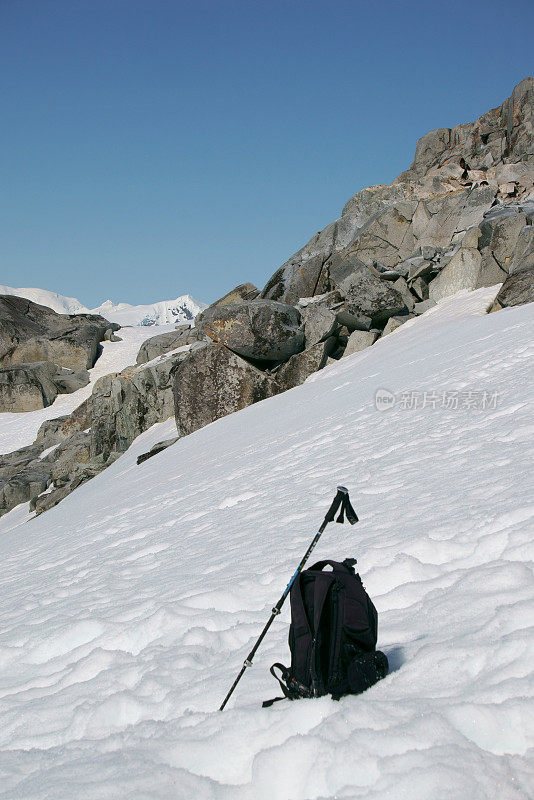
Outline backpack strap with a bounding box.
[309,559,354,574]
[262,663,314,707]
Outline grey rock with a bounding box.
[301,304,337,347]
[381,314,415,336]
[0,361,60,412]
[345,204,416,267]
[413,299,437,315]
[197,301,304,362]
[210,283,260,306]
[136,327,203,365]
[407,257,435,281]
[0,361,90,413]
[411,277,429,301]
[342,329,380,357]
[335,310,372,332]
[274,339,336,391]
[509,226,534,275]
[396,78,533,179]
[31,453,120,515]
[331,263,407,326]
[479,210,527,270]
[35,397,92,447]
[429,248,489,302]
[0,295,117,370]
[491,266,534,309]
[104,328,122,342]
[392,277,415,312]
[377,268,403,281]
[137,437,179,465]
[173,344,277,437]
[53,368,90,394]
[0,463,51,516]
[91,344,197,457]
[41,431,92,485]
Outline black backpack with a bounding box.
[264,559,388,706]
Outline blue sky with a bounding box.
[1,0,532,307]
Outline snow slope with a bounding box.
[0,285,89,315]
[0,324,176,454]
[90,295,207,327]
[0,288,533,799]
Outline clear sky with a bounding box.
[1,0,532,307]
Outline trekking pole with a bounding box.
[219,485,358,710]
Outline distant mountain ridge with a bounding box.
[90,295,207,327]
[0,285,206,327]
[0,285,89,315]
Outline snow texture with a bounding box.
[0,324,176,455]
[0,287,533,799]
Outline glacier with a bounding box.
[0,287,532,799]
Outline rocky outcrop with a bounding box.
[259,80,533,314]
[210,283,260,306]
[0,295,117,370]
[0,361,89,412]
[491,266,534,310]
[273,339,336,391]
[173,344,277,437]
[135,326,203,365]
[91,341,207,457]
[197,301,304,362]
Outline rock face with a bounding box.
[0,362,89,412]
[0,295,116,370]
[173,344,277,437]
[0,396,95,517]
[135,326,203,365]
[259,79,533,313]
[210,283,260,306]
[91,343,204,456]
[491,266,534,309]
[197,301,304,361]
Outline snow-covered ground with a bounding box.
[0,287,533,799]
[0,324,175,454]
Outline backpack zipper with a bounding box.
[328,583,342,690]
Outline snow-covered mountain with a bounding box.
[0,285,207,326]
[90,294,207,327]
[0,286,532,799]
[0,284,89,315]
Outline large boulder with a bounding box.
[343,330,380,357]
[301,304,338,347]
[196,301,304,361]
[328,259,407,326]
[0,361,89,412]
[173,344,277,437]
[478,207,528,271]
[274,339,336,391]
[491,266,534,310]
[0,462,51,517]
[0,295,116,370]
[136,326,204,365]
[91,344,201,456]
[509,226,534,274]
[210,283,260,306]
